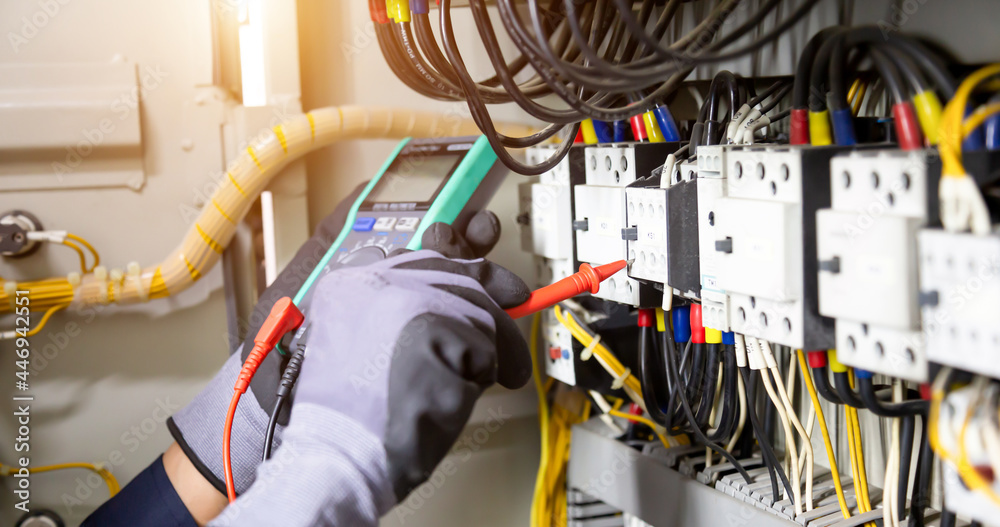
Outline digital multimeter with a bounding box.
[290,135,507,322]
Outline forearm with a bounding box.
[209,403,394,527]
[163,442,229,526]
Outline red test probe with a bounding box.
[505,260,628,319]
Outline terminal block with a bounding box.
[712,145,843,350]
[817,149,939,382]
[575,143,674,307]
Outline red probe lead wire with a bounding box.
[505,260,628,319]
[223,297,303,503]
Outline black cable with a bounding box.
[898,415,916,522]
[908,419,933,527]
[263,328,310,462]
[739,366,794,502]
[439,0,579,174]
[939,510,957,527]
[748,80,788,109]
[857,377,929,416]
[695,343,721,429]
[759,84,793,115]
[663,330,754,485]
[811,365,844,405]
[833,371,867,409]
[639,324,672,426]
[708,344,738,442]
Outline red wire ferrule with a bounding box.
[690,304,705,344]
[637,309,654,328]
[630,115,647,141]
[807,350,828,368]
[893,102,924,151]
[369,0,389,23]
[790,108,810,145]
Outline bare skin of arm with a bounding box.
[162,442,228,526]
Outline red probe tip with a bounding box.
[505,260,627,319]
[593,259,628,281]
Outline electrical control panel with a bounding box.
[817,150,938,382]
[918,230,1000,379]
[712,146,839,350]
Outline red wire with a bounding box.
[223,391,242,503]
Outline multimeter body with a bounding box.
[290,135,506,324]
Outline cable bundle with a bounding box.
[373,0,825,173]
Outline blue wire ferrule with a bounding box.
[855,369,874,380]
[592,120,612,144]
[831,107,857,146]
[722,331,735,345]
[654,105,681,142]
[612,120,628,143]
[411,0,429,14]
[672,306,691,343]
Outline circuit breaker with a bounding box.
[712,145,841,350]
[696,146,730,331]
[519,145,585,288]
[817,150,938,382]
[574,143,672,307]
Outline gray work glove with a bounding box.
[169,195,509,497]
[210,250,531,527]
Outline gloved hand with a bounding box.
[168,178,509,497]
[209,250,530,527]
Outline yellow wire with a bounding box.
[845,371,874,524]
[1,462,119,497]
[529,313,550,527]
[962,102,1000,139]
[19,303,69,338]
[939,64,1000,176]
[608,410,671,449]
[65,233,101,271]
[797,351,851,519]
[61,240,89,274]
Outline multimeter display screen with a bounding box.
[366,154,464,203]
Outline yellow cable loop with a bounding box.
[797,351,851,519]
[65,233,100,271]
[608,410,671,449]
[1,462,119,498]
[939,64,1000,177]
[60,240,89,274]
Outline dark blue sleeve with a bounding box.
[82,456,198,527]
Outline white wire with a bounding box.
[764,343,814,512]
[754,338,803,514]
